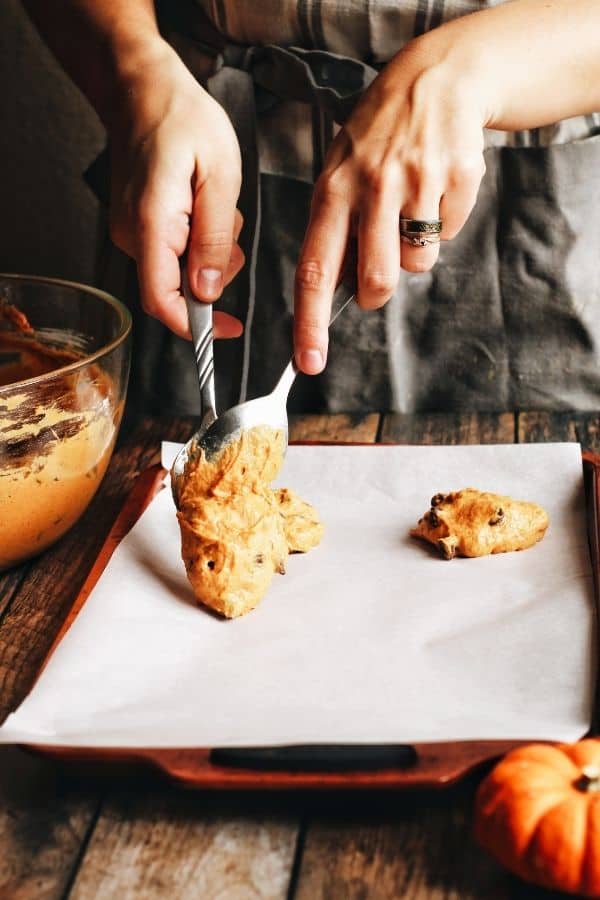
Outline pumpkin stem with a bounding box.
[576,764,600,792]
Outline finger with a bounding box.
[159,309,242,342]
[223,241,244,288]
[357,188,401,310]
[439,158,485,240]
[131,159,193,335]
[137,259,243,342]
[188,169,241,301]
[233,208,244,242]
[214,310,243,339]
[137,231,244,336]
[181,240,244,335]
[294,181,351,374]
[138,234,191,339]
[400,180,443,275]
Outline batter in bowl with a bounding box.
[0,325,118,570]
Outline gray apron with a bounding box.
[95,0,600,415]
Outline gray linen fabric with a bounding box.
[99,0,600,415]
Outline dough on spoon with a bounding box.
[176,425,324,617]
[411,488,549,559]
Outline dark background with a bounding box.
[0,0,104,285]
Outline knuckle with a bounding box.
[419,158,441,186]
[402,150,421,182]
[411,64,442,101]
[295,260,331,292]
[448,153,485,187]
[296,313,323,332]
[362,164,388,195]
[315,168,349,203]
[294,320,324,346]
[361,269,397,296]
[403,150,440,187]
[193,229,232,255]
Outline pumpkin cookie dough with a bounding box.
[176,426,324,617]
[411,488,549,559]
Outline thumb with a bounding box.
[188,169,241,302]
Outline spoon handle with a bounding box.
[182,265,217,431]
[330,292,356,327]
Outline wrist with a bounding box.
[111,32,173,87]
[410,29,492,129]
[104,38,188,135]
[378,29,490,147]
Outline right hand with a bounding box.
[108,40,244,339]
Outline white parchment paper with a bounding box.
[0,442,594,747]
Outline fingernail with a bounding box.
[197,268,223,297]
[299,349,324,374]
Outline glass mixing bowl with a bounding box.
[0,274,131,570]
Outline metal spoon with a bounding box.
[171,292,355,506]
[170,266,216,501]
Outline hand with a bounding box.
[108,40,244,339]
[294,34,487,374]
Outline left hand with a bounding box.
[294,34,487,374]
[106,39,245,341]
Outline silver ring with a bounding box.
[400,233,441,247]
[399,218,442,234]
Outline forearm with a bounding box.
[417,0,600,131]
[22,0,169,128]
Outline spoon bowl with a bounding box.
[171,293,355,507]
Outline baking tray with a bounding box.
[25,447,600,790]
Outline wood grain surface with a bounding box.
[68,789,298,900]
[0,410,595,899]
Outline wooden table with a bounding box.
[0,410,596,899]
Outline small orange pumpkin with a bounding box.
[475,739,600,897]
